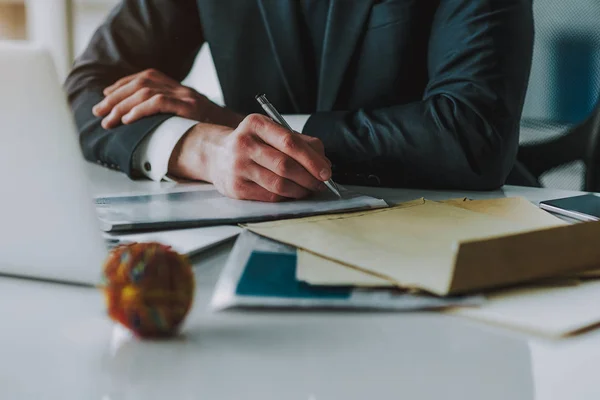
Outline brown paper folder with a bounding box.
[295,197,567,288]
[448,221,600,293]
[245,198,600,296]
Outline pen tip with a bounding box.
[255,93,265,100]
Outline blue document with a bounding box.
[211,230,483,311]
[236,251,350,299]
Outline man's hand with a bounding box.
[92,69,242,129]
[169,114,332,202]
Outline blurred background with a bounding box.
[0,0,599,190]
[0,0,223,103]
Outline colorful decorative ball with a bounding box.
[101,242,195,338]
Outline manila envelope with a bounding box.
[296,197,569,288]
[245,198,600,296]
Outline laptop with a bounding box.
[0,42,108,285]
[0,42,240,285]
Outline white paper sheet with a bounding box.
[96,186,387,232]
[449,280,600,337]
[296,249,393,287]
[103,225,241,256]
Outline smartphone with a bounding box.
[539,194,600,222]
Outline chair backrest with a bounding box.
[522,0,600,124]
[583,100,600,190]
[516,0,600,191]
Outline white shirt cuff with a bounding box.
[282,114,310,133]
[133,117,198,182]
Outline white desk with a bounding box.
[1,164,598,400]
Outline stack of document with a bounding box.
[211,230,482,311]
[239,197,600,336]
[244,197,600,295]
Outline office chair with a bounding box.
[514,97,600,191]
[509,0,600,192]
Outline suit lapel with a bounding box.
[257,0,310,112]
[317,0,372,111]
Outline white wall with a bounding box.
[71,1,223,104]
[25,0,74,80]
[0,0,223,101]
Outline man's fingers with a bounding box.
[246,163,311,199]
[298,135,323,153]
[100,88,157,129]
[297,135,332,166]
[94,79,149,118]
[242,114,331,182]
[230,179,285,202]
[121,95,191,125]
[103,69,176,96]
[249,144,324,192]
[103,74,137,96]
[97,69,200,128]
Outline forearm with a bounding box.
[68,63,242,179]
[64,0,203,176]
[305,95,518,190]
[70,90,172,177]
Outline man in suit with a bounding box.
[66,0,534,201]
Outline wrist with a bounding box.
[196,94,245,129]
[167,123,231,182]
[167,123,207,181]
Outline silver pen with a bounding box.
[255,94,342,198]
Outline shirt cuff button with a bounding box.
[144,162,152,172]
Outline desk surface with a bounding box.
[1,164,598,400]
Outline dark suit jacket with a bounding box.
[65,0,534,190]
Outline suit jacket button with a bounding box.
[367,174,381,186]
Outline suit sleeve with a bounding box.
[304,0,534,190]
[64,0,203,177]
